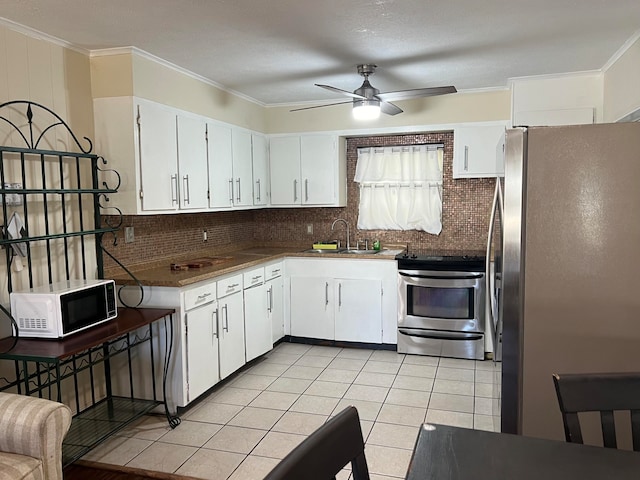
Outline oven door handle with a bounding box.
[398,271,484,280]
[398,328,484,341]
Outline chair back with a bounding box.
[264,405,370,480]
[552,372,640,451]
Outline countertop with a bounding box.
[108,246,402,288]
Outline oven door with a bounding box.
[398,269,485,333]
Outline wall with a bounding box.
[90,50,268,133]
[603,34,640,122]
[267,89,511,134]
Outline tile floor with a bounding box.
[82,343,501,480]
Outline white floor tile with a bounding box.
[272,411,328,435]
[344,384,390,403]
[392,375,434,392]
[228,373,278,390]
[248,390,300,410]
[367,422,420,450]
[473,414,496,432]
[289,394,340,415]
[425,409,474,428]
[294,355,333,368]
[281,365,324,380]
[126,441,197,473]
[81,435,153,465]
[385,388,430,408]
[376,404,426,427]
[227,406,285,430]
[266,376,313,394]
[398,363,437,378]
[354,371,396,388]
[273,343,312,355]
[328,357,368,371]
[228,455,280,480]
[337,348,373,360]
[433,378,474,396]
[428,392,474,413]
[185,402,244,424]
[203,425,268,454]
[475,369,497,384]
[117,415,170,441]
[365,444,413,478]
[261,352,302,365]
[435,366,475,382]
[369,350,405,363]
[307,345,343,357]
[403,354,439,366]
[175,448,245,480]
[362,360,402,375]
[206,386,261,406]
[333,399,383,422]
[304,380,349,398]
[438,357,476,370]
[251,431,307,459]
[246,362,290,377]
[158,420,222,447]
[317,368,359,383]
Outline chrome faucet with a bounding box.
[331,218,351,250]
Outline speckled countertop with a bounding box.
[108,246,403,288]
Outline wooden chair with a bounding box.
[264,405,370,480]
[552,372,640,451]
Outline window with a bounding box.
[354,144,443,234]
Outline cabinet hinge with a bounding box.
[139,189,144,199]
[207,189,210,200]
[136,109,141,126]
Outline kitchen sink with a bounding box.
[303,248,344,254]
[338,249,380,255]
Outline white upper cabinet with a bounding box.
[94,97,209,214]
[137,101,179,211]
[231,129,254,207]
[177,115,209,210]
[269,136,302,205]
[207,123,234,209]
[453,123,509,179]
[252,133,269,206]
[269,134,346,207]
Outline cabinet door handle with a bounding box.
[256,178,261,202]
[325,282,329,306]
[236,178,241,203]
[464,145,469,171]
[171,174,178,205]
[228,178,234,203]
[267,285,273,312]
[212,308,219,340]
[223,304,229,332]
[183,175,190,205]
[305,179,309,202]
[293,179,298,202]
[338,282,342,308]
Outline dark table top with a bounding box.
[0,307,175,361]
[406,423,640,479]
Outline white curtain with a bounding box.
[355,145,443,234]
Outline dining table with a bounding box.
[405,423,640,479]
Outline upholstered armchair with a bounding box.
[0,392,72,480]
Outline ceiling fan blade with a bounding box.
[290,101,353,112]
[376,86,457,102]
[380,101,403,116]
[316,84,366,99]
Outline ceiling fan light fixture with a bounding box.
[352,99,381,120]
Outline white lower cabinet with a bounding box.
[266,261,284,343]
[334,278,382,343]
[290,276,334,340]
[184,284,219,403]
[217,274,246,379]
[287,258,395,344]
[243,267,272,362]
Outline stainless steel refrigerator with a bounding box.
[491,123,640,442]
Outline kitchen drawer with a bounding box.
[184,282,216,311]
[217,274,243,298]
[265,262,283,281]
[243,267,264,288]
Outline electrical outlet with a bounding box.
[306,224,313,235]
[124,226,134,243]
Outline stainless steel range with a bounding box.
[396,250,486,360]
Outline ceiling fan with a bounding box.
[291,64,457,120]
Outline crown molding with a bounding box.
[0,16,88,55]
[603,30,640,72]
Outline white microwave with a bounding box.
[10,279,117,338]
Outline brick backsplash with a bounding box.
[103,130,494,274]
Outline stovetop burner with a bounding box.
[396,248,486,272]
